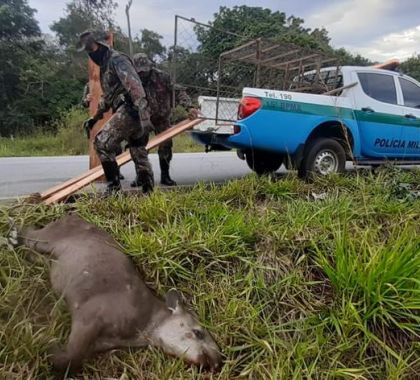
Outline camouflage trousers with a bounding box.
[151,113,173,172]
[94,104,154,189]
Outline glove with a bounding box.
[83,117,97,138]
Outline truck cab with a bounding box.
[192,65,420,177]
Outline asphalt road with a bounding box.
[0,152,257,200]
[1,153,416,201]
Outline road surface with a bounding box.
[2,153,415,201]
[0,152,257,200]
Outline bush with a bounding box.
[0,108,88,157]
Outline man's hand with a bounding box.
[83,117,97,138]
[188,108,200,120]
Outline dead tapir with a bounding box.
[8,213,222,373]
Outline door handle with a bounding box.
[361,107,375,113]
[404,113,417,120]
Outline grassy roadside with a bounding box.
[0,132,203,157]
[0,168,419,379]
[0,108,203,157]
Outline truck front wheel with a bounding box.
[245,150,283,175]
[299,138,346,178]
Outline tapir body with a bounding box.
[11,214,221,373]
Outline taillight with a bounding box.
[233,125,241,134]
[237,97,262,119]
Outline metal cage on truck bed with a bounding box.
[170,16,341,125]
[215,38,340,123]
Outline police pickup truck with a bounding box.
[192,65,420,177]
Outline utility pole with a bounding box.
[126,0,133,57]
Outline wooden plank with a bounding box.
[43,118,204,205]
[40,118,195,200]
[40,165,102,199]
[89,32,114,170]
[373,59,400,71]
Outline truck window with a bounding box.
[399,78,420,108]
[358,73,397,104]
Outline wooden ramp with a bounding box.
[41,118,204,205]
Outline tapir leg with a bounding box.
[92,336,149,354]
[50,317,101,373]
[18,227,52,255]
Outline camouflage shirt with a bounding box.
[141,68,193,118]
[94,48,148,121]
[175,86,192,109]
[141,68,172,117]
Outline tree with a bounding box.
[137,29,166,61]
[195,6,331,59]
[333,48,372,66]
[0,0,97,136]
[0,0,42,135]
[0,0,40,39]
[401,55,420,82]
[51,0,117,48]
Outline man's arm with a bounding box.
[83,93,111,139]
[113,55,149,116]
[177,89,193,109]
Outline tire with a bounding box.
[299,138,346,179]
[245,150,283,175]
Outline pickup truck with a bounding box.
[192,65,420,177]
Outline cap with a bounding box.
[133,53,153,72]
[77,30,110,52]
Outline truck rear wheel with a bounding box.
[245,150,283,175]
[299,138,346,179]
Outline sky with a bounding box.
[27,0,420,62]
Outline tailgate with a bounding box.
[193,96,239,134]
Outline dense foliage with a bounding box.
[0,0,165,137]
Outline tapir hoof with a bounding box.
[49,347,81,375]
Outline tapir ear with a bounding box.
[165,289,182,313]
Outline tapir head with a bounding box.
[152,289,223,371]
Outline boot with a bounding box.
[130,177,153,193]
[130,177,142,188]
[142,177,154,194]
[159,158,176,186]
[102,161,121,194]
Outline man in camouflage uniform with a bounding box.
[78,31,154,194]
[132,53,194,187]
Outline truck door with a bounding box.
[398,76,420,158]
[353,71,406,158]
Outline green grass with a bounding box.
[0,168,419,379]
[0,108,204,157]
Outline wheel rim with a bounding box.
[313,150,339,175]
